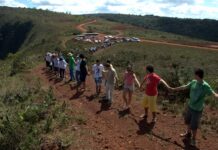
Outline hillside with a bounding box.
[0,7,218,150]
[0,6,85,59]
[1,7,218,61]
[90,14,218,42]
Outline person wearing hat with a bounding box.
[68,52,76,82]
[123,65,140,110]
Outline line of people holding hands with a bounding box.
[91,58,218,147]
[45,52,218,147]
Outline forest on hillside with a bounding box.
[91,14,218,42]
[0,21,33,59]
[0,6,83,59]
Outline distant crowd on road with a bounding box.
[45,52,218,147]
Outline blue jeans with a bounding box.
[69,68,75,80]
[75,70,80,82]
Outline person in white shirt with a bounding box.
[53,54,60,76]
[59,57,67,80]
[45,52,51,68]
[45,52,52,70]
[92,60,104,95]
[104,63,118,106]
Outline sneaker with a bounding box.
[190,138,196,147]
[180,132,191,138]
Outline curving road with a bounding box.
[76,19,97,33]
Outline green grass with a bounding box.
[0,71,87,149]
[123,27,214,44]
[84,18,120,35]
[94,42,218,103]
[95,42,218,79]
[0,8,91,149]
[0,7,90,74]
[81,17,217,46]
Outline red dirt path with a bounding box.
[32,64,218,150]
[76,20,97,33]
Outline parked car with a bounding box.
[123,37,131,42]
[131,37,141,42]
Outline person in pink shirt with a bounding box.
[123,65,140,110]
[140,65,170,123]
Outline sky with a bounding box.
[1,0,218,20]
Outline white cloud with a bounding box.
[0,0,218,19]
[194,0,204,4]
[105,2,168,16]
[0,0,27,7]
[168,3,218,19]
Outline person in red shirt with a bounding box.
[140,65,170,123]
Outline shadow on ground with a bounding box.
[96,99,111,114]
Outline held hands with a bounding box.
[139,85,144,92]
[137,84,141,89]
[136,83,141,89]
[215,93,218,98]
[167,87,175,92]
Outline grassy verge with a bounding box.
[0,67,87,149]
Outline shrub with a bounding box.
[43,87,56,107]
[0,116,22,149]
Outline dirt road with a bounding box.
[76,20,97,33]
[33,64,218,150]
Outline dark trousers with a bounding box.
[60,68,65,79]
[75,70,80,82]
[46,61,50,67]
